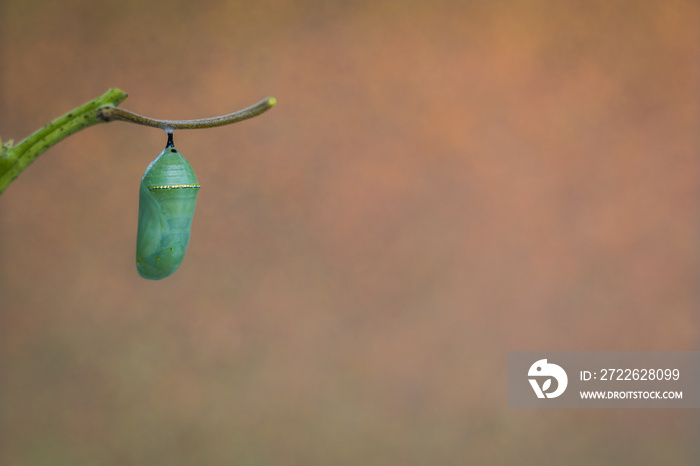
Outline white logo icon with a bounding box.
[528,359,568,399]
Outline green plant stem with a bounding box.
[0,88,128,195]
[0,89,276,196]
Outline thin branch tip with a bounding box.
[96,96,276,130]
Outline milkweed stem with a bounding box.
[97,97,277,130]
[0,89,276,195]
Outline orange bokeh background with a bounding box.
[1,1,699,464]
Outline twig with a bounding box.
[0,89,276,195]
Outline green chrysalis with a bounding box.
[136,133,200,279]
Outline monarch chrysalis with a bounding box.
[136,133,200,279]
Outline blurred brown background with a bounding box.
[1,0,698,464]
